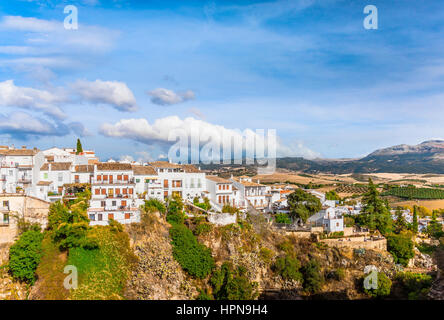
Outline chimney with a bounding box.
[22,145,26,149]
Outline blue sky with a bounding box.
[0,0,443,161]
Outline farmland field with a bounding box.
[382,187,444,200]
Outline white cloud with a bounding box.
[0,16,58,32]
[0,112,68,137]
[72,79,137,112]
[100,116,317,159]
[147,88,195,106]
[0,80,67,119]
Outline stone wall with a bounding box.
[0,194,50,245]
[208,212,237,226]
[321,236,387,251]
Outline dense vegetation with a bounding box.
[395,272,432,300]
[363,272,392,298]
[167,196,214,279]
[287,189,322,223]
[274,213,291,224]
[8,227,44,284]
[387,234,414,266]
[355,179,392,235]
[209,263,258,300]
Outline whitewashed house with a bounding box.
[308,206,344,233]
[230,176,268,210]
[149,162,207,202]
[0,146,45,197]
[88,163,140,225]
[132,165,163,201]
[205,175,235,211]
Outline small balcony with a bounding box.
[91,178,135,185]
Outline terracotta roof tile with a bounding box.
[132,165,157,175]
[41,162,72,171]
[97,162,132,171]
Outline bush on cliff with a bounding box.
[9,229,44,284]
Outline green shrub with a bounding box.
[169,224,214,278]
[416,242,437,255]
[143,199,166,214]
[48,201,98,250]
[387,234,414,266]
[259,247,274,264]
[196,289,213,300]
[364,272,392,298]
[193,222,213,236]
[334,268,346,281]
[301,259,324,293]
[273,255,303,282]
[210,263,258,300]
[275,213,291,224]
[395,272,432,300]
[166,212,185,225]
[8,229,44,284]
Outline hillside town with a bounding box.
[0,143,441,247]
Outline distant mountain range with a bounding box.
[276,140,444,174]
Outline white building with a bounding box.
[230,176,268,210]
[88,163,140,226]
[149,162,207,202]
[0,146,45,197]
[308,206,344,233]
[205,175,235,211]
[132,165,163,201]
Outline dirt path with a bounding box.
[428,248,444,300]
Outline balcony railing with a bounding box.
[18,178,32,183]
[101,206,132,211]
[91,178,135,184]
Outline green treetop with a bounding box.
[76,138,83,154]
[287,189,322,224]
[357,178,392,235]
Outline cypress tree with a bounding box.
[412,205,418,234]
[76,138,83,154]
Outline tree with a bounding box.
[394,208,408,234]
[8,229,44,284]
[325,190,341,201]
[287,189,322,224]
[357,178,392,235]
[273,255,303,281]
[301,259,324,294]
[387,233,414,266]
[364,272,392,298]
[76,138,83,154]
[427,211,444,239]
[411,205,418,234]
[210,263,258,300]
[275,213,291,224]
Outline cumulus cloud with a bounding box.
[0,112,69,138]
[100,116,317,160]
[0,80,67,119]
[1,15,58,32]
[72,79,138,112]
[147,88,195,106]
